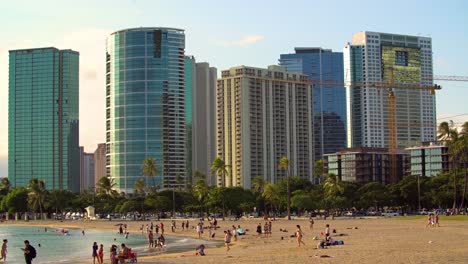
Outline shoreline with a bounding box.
[2,217,468,263]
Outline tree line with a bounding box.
[0,121,466,219]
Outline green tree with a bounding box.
[252,176,266,193]
[142,157,158,191]
[2,187,29,214]
[314,160,325,184]
[262,183,280,215]
[278,156,291,220]
[0,178,11,196]
[134,177,146,196]
[96,177,118,197]
[211,157,229,187]
[358,182,389,210]
[438,121,460,209]
[27,178,47,219]
[46,190,74,215]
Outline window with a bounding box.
[395,51,408,66]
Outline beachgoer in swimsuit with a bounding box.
[435,213,440,227]
[98,244,104,264]
[325,224,330,240]
[110,244,117,264]
[118,243,128,264]
[309,217,315,230]
[0,239,7,262]
[224,230,231,253]
[296,225,306,247]
[148,231,154,247]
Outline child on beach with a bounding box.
[98,244,104,264]
[325,224,330,240]
[224,230,231,253]
[0,239,7,262]
[296,225,306,247]
[110,245,117,264]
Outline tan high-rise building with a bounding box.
[216,65,314,189]
[94,143,106,186]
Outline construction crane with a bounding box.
[311,68,442,184]
[311,73,468,183]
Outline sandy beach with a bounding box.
[4,216,468,264]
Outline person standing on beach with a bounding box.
[296,225,306,247]
[268,222,272,237]
[182,221,185,231]
[325,224,331,241]
[148,231,154,248]
[256,223,262,238]
[98,244,104,264]
[263,222,268,238]
[196,223,203,239]
[110,245,117,264]
[92,242,99,264]
[0,239,7,262]
[22,240,36,264]
[186,220,189,230]
[231,226,238,241]
[171,220,176,232]
[309,217,315,231]
[435,213,440,227]
[224,230,231,253]
[160,222,165,234]
[117,244,128,264]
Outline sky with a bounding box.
[0,0,467,177]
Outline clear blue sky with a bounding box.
[0,0,467,177]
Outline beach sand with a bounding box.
[5,216,468,263]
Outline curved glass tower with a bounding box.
[106,27,186,193]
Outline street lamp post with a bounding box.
[417,174,421,212]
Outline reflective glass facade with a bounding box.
[279,48,346,159]
[8,48,80,191]
[106,28,186,193]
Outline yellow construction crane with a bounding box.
[312,73,468,183]
[311,69,442,184]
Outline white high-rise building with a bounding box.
[344,31,436,149]
[216,65,314,188]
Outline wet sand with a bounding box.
[5,216,468,263]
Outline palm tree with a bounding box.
[0,178,10,195]
[142,157,158,191]
[134,177,146,196]
[455,122,468,209]
[262,183,280,216]
[278,156,291,220]
[27,178,47,219]
[96,177,118,197]
[323,173,344,197]
[438,121,461,209]
[211,157,229,187]
[176,174,184,191]
[193,178,209,214]
[252,176,266,193]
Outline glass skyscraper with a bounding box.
[106,27,186,193]
[279,48,346,159]
[8,47,80,191]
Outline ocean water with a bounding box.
[0,225,208,263]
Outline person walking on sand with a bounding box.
[98,244,104,264]
[426,215,432,228]
[0,239,7,262]
[435,213,440,227]
[296,225,306,247]
[224,230,231,253]
[256,223,262,238]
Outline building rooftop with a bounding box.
[111,27,184,35]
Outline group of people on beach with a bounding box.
[0,239,36,264]
[256,221,272,238]
[426,213,440,228]
[93,241,130,264]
